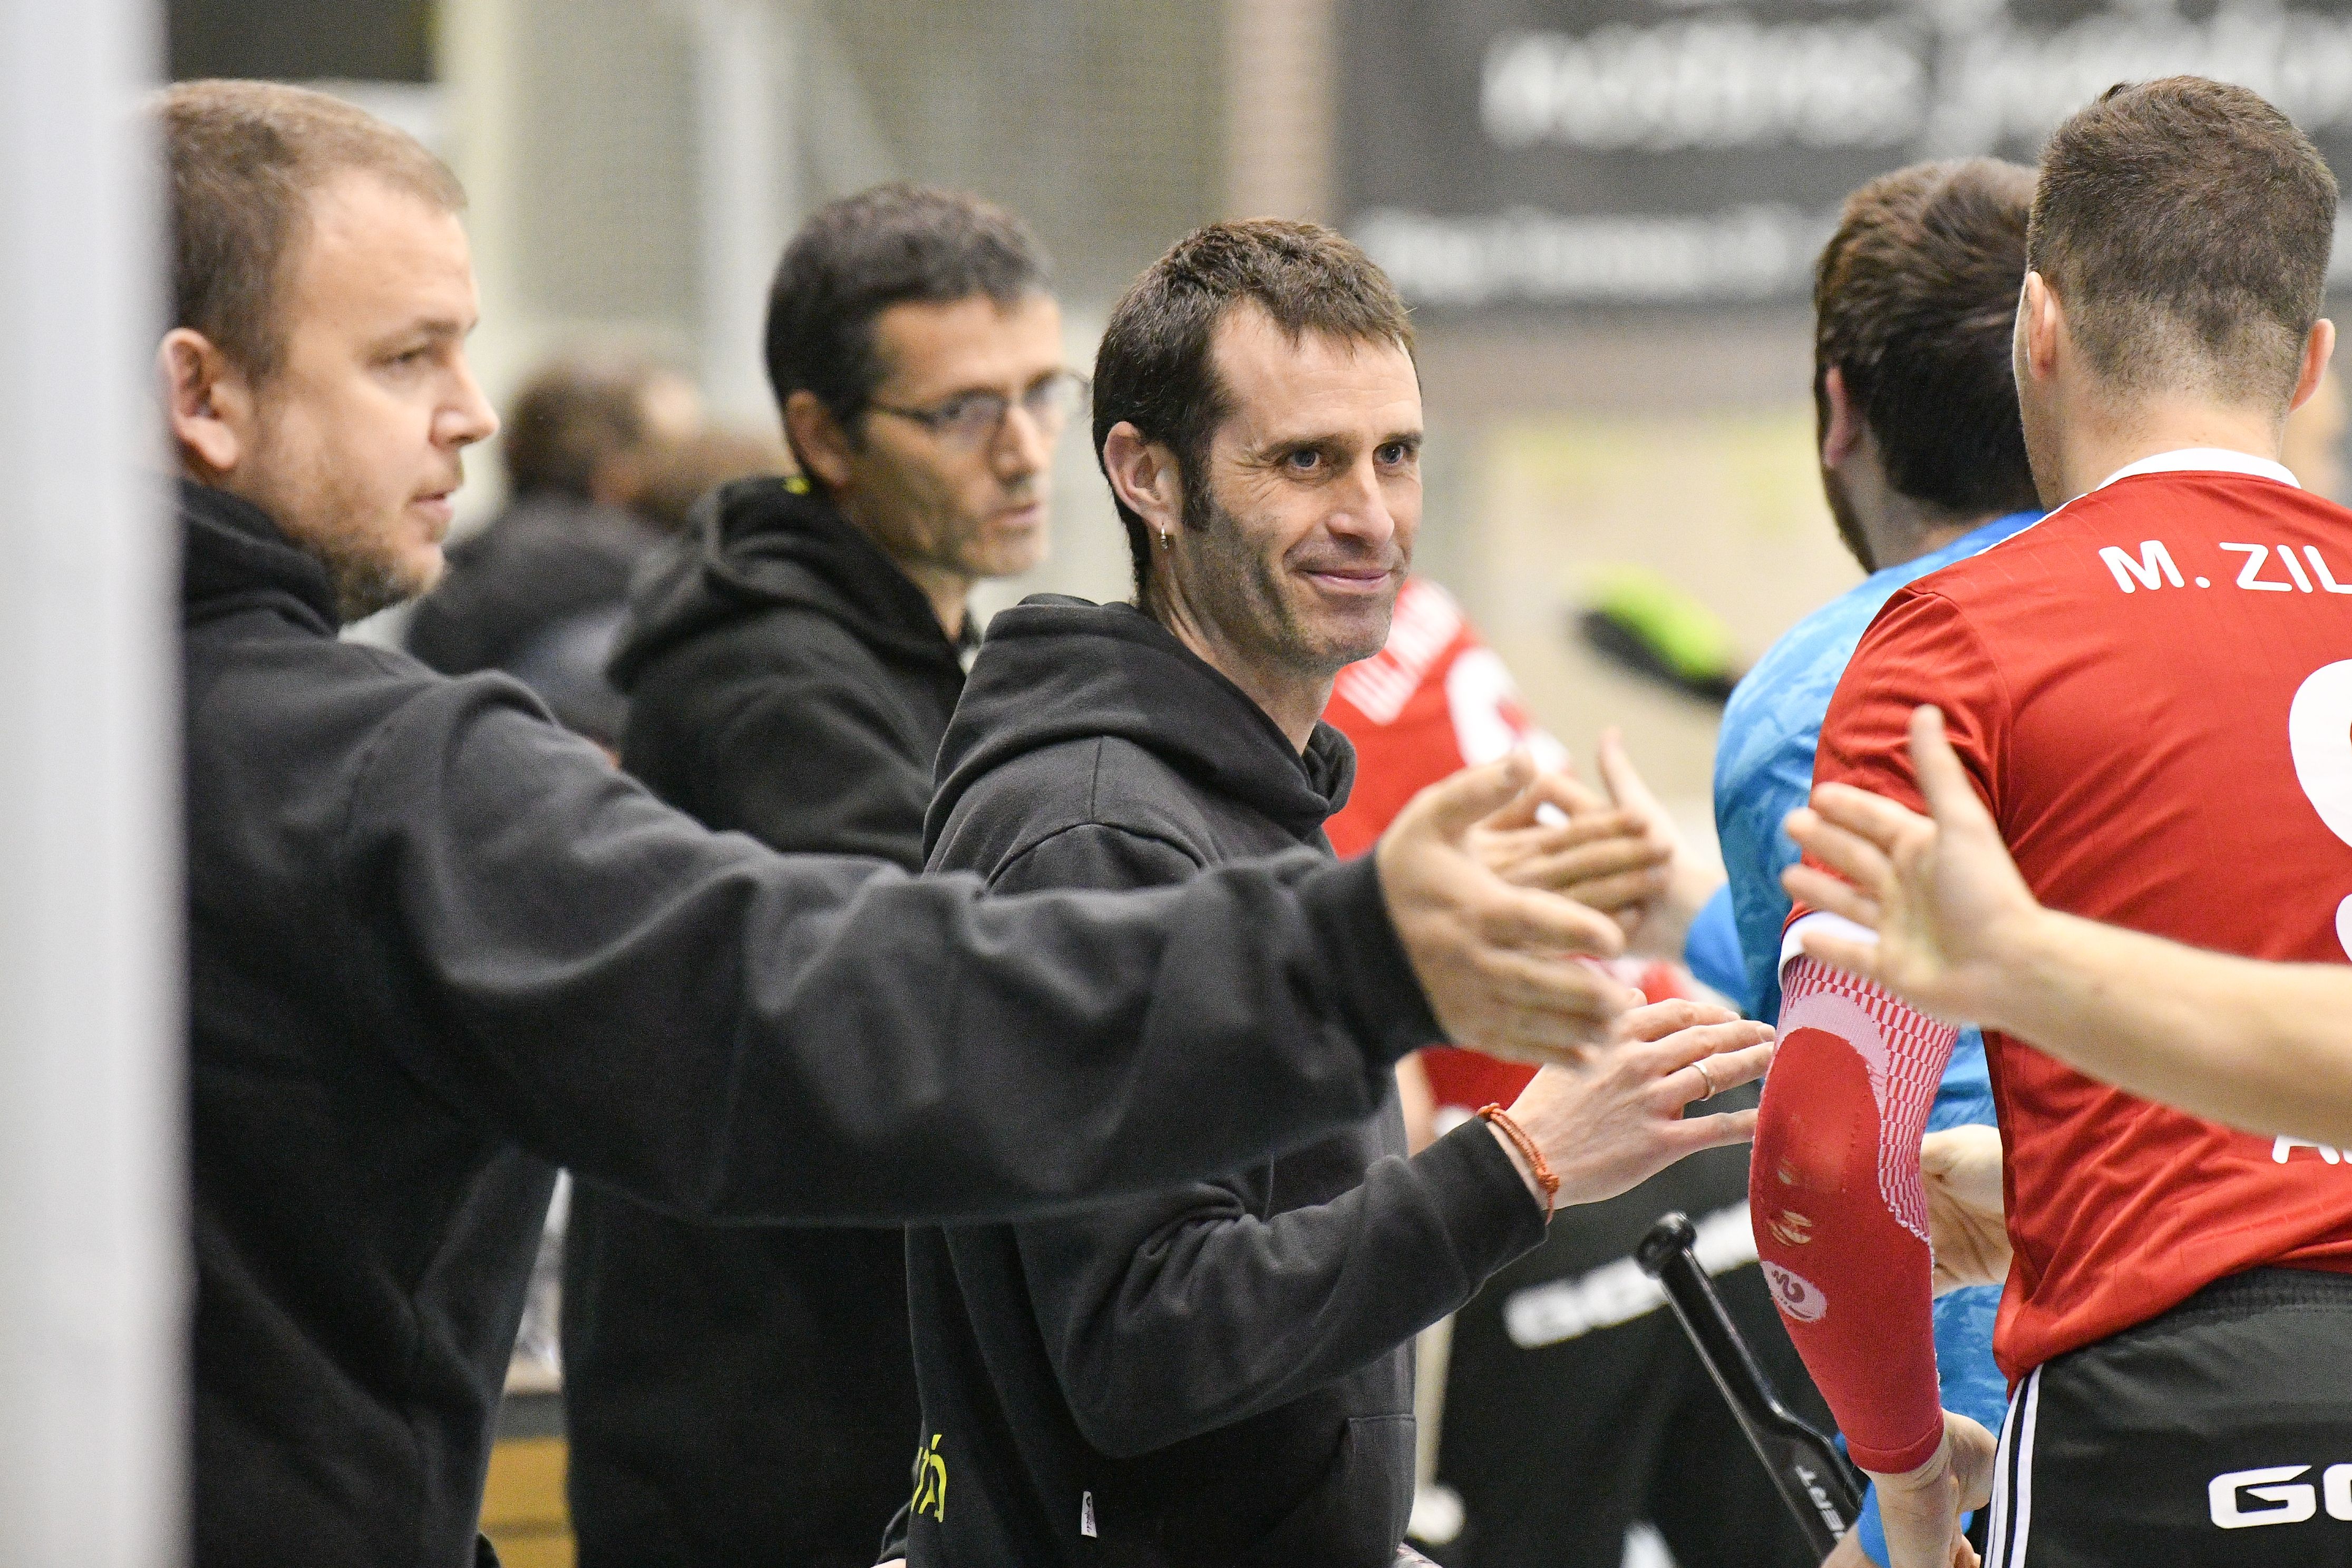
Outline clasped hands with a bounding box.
[1367,739,1773,1206]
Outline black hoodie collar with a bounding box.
[179,478,339,634]
[609,477,969,690]
[928,596,1353,851]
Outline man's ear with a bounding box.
[782,389,857,492]
[2290,319,2337,415]
[160,328,250,479]
[2017,271,2063,387]
[1100,421,1182,538]
[1820,364,1863,472]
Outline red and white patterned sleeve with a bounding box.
[1751,952,1957,1472]
[1748,584,2004,1473]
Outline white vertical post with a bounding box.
[694,0,796,420]
[0,0,184,1565]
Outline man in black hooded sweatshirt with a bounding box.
[895,221,1777,1568]
[561,186,1081,1568]
[159,82,1677,1568]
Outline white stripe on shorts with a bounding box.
[1987,1367,2045,1567]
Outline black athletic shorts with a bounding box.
[1986,1266,2352,1567]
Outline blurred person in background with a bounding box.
[1324,582,1830,1568]
[891,220,1773,1568]
[561,184,1076,1568]
[631,424,792,534]
[1716,158,2043,1567]
[404,351,704,744]
[160,80,1652,1568]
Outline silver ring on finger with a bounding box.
[1689,1058,1718,1100]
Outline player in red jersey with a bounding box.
[1751,77,2352,1568]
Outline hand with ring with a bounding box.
[1689,1057,1720,1100]
[1485,1000,1774,1211]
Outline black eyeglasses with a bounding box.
[867,370,1090,450]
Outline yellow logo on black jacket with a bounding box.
[909,1433,948,1522]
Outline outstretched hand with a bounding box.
[1780,706,2045,1027]
[1593,729,1727,957]
[1378,755,1642,1066]
[1467,767,1672,918]
[1869,1413,1997,1568]
[1493,998,1774,1210]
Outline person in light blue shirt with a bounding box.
[1713,158,2045,1567]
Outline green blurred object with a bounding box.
[1576,567,1746,707]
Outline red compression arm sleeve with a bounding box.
[1751,952,1959,1474]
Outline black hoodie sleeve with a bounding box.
[986,823,1548,1457]
[337,680,1441,1223]
[641,623,936,870]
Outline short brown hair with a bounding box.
[503,355,674,500]
[1815,159,2040,523]
[765,184,1052,475]
[1093,220,1415,598]
[2030,77,2337,406]
[161,79,465,380]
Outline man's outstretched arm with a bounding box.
[348,685,1639,1226]
[1786,704,2352,1150]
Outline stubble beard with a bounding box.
[248,416,443,624]
[1821,465,1878,574]
[1180,484,1393,681]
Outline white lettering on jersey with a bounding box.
[2222,542,2297,591]
[2272,1136,2350,1164]
[2288,661,2352,961]
[2101,542,2352,596]
[2101,540,2184,592]
[2306,546,2352,593]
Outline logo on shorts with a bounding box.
[2209,1464,2352,1528]
[1763,1261,1826,1322]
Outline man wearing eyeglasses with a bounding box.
[560,183,1086,1568]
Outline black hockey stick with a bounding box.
[1635,1211,1865,1555]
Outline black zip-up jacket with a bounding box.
[561,479,967,1567]
[177,483,1447,1568]
[898,599,1548,1568]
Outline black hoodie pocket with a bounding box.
[1237,1412,1415,1568]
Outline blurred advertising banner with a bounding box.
[1340,0,2352,310]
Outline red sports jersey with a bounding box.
[1796,453,2352,1384]
[1322,578,1683,1111]
[1324,576,1564,859]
